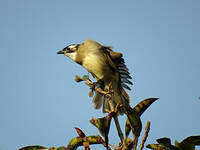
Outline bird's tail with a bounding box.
[92,86,130,115]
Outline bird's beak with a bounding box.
[57,50,64,54]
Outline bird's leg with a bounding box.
[90,79,104,91]
[76,76,113,98]
[84,80,107,96]
[88,80,103,98]
[90,80,114,97]
[87,80,103,98]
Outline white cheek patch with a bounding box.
[66,52,77,61]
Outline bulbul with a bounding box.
[57,39,132,114]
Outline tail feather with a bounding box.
[92,86,130,115]
[102,97,110,113]
[92,92,103,109]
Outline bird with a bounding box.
[57,39,133,114]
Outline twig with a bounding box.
[139,121,151,150]
[133,136,138,150]
[113,114,124,143]
[109,144,117,149]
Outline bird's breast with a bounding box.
[82,53,112,80]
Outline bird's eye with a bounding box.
[64,44,79,53]
[66,47,73,53]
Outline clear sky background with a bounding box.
[0,1,200,150]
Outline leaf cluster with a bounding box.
[18,75,200,150]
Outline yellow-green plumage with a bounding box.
[77,40,118,81]
[58,39,132,114]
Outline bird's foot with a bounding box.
[90,80,104,90]
[89,80,112,96]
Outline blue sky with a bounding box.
[0,1,200,150]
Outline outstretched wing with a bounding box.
[103,46,133,90]
[115,57,133,90]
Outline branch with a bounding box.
[113,114,124,143]
[133,136,138,150]
[139,121,150,150]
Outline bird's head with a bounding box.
[57,44,80,61]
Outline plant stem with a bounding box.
[133,136,138,150]
[139,121,150,150]
[113,114,124,143]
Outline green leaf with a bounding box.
[82,74,89,80]
[124,105,142,137]
[18,145,48,150]
[67,137,83,150]
[146,144,168,150]
[175,136,200,150]
[156,137,171,146]
[57,146,68,150]
[90,115,112,138]
[67,135,104,150]
[147,137,179,150]
[90,114,112,146]
[133,98,159,116]
[125,98,158,137]
[181,136,200,146]
[48,147,57,150]
[125,120,132,138]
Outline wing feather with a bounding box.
[103,46,133,90]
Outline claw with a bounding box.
[90,82,97,90]
[90,80,105,91]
